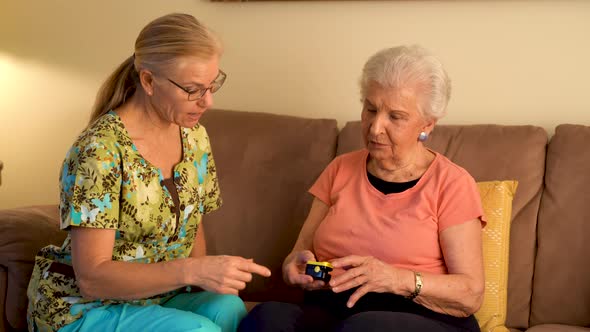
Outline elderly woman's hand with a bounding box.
[330,255,410,308]
[282,250,326,291]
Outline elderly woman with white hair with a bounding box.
[239,45,486,332]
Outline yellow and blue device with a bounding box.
[305,261,333,282]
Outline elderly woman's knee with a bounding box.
[238,301,303,332]
[335,311,454,332]
[249,301,301,317]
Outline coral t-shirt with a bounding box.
[310,149,486,275]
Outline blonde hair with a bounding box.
[89,13,222,125]
[360,45,451,121]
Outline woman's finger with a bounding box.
[347,284,370,308]
[217,286,239,296]
[298,250,316,264]
[330,255,364,269]
[308,280,326,290]
[302,279,325,291]
[329,266,364,287]
[241,261,272,277]
[292,273,314,286]
[221,277,247,291]
[331,275,368,293]
[229,269,254,283]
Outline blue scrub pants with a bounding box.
[59,292,247,332]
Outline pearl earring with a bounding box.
[418,131,428,142]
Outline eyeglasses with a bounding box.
[167,70,227,101]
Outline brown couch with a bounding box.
[1,109,589,332]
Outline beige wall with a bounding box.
[1,0,589,209]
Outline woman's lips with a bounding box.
[187,112,203,121]
[369,141,389,148]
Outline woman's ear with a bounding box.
[423,118,437,135]
[139,69,155,96]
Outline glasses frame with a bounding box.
[167,70,227,101]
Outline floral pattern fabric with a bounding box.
[27,112,222,331]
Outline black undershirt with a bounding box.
[161,178,180,223]
[366,171,420,194]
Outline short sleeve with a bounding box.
[308,156,340,206]
[59,140,122,230]
[437,170,486,232]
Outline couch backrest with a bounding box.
[199,109,339,303]
[531,124,590,327]
[337,122,548,330]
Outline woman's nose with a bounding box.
[369,113,386,135]
[198,89,214,108]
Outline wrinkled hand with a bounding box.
[330,255,400,308]
[282,250,326,291]
[190,255,271,295]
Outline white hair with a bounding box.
[360,45,451,120]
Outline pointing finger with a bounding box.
[243,261,271,277]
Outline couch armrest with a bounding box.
[0,205,66,330]
[1,265,9,332]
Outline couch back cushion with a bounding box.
[0,205,64,330]
[338,122,547,330]
[200,109,338,303]
[531,124,590,326]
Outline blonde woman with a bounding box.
[27,13,270,332]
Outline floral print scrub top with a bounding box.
[26,111,222,331]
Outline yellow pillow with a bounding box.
[474,180,518,332]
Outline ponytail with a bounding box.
[89,55,138,125]
[88,13,222,126]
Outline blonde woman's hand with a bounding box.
[188,255,271,295]
[282,250,326,291]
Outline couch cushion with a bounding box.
[526,324,590,332]
[1,265,8,332]
[531,124,590,327]
[199,109,338,303]
[338,123,547,330]
[476,181,518,332]
[0,205,65,330]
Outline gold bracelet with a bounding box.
[406,271,423,300]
